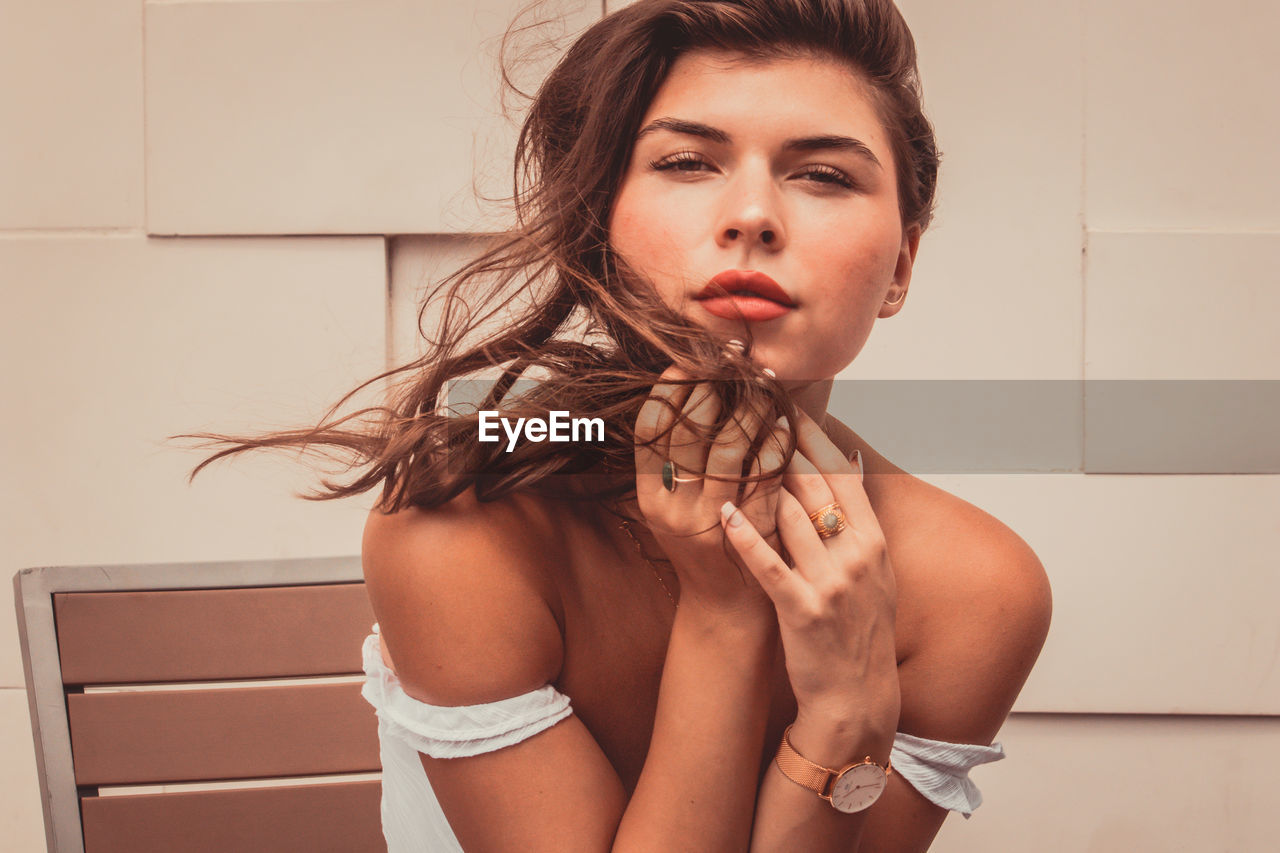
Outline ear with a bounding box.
[879,222,922,318]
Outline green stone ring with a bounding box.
[661,460,702,492]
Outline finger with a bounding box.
[702,399,772,506]
[744,416,790,513]
[634,365,696,490]
[719,500,805,611]
[774,487,830,582]
[782,448,860,562]
[737,421,788,552]
[754,416,793,490]
[780,448,838,521]
[667,380,720,479]
[790,408,879,535]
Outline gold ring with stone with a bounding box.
[808,503,848,539]
[661,460,702,492]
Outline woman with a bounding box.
[194,1,1051,849]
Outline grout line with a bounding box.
[146,1,342,6]
[0,230,395,239]
[385,237,395,370]
[0,229,144,238]
[1079,0,1088,238]
[1080,0,1089,469]
[1010,710,1280,722]
[1083,227,1280,235]
[141,0,148,230]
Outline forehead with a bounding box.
[640,49,888,149]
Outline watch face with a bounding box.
[830,763,887,814]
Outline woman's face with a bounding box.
[608,50,920,380]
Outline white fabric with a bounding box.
[360,626,1004,851]
[361,627,571,759]
[890,731,1004,818]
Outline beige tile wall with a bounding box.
[1,234,387,685]
[0,1,144,229]
[1085,232,1280,379]
[388,234,502,363]
[934,712,1280,852]
[145,0,599,235]
[4,0,1275,851]
[924,473,1280,715]
[0,689,47,853]
[867,0,1085,381]
[1084,0,1280,230]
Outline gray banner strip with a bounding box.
[441,379,1280,474]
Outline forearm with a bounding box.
[748,711,895,852]
[612,600,776,852]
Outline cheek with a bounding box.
[609,181,700,283]
[608,202,654,263]
[807,219,900,297]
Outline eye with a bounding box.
[797,165,856,189]
[648,150,713,173]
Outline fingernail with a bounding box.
[775,415,788,429]
[726,338,745,352]
[762,367,776,378]
[720,501,744,527]
[852,449,863,482]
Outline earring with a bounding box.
[883,290,905,306]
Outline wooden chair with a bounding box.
[13,557,386,853]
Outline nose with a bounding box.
[714,167,786,252]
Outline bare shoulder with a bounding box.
[888,475,1053,744]
[364,491,631,852]
[361,488,568,705]
[852,474,1051,853]
[816,414,1051,718]
[822,414,1049,624]
[892,476,1051,622]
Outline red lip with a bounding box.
[694,270,796,322]
[696,270,796,306]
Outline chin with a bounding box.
[746,347,828,381]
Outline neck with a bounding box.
[785,377,835,429]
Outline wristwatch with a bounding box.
[773,724,893,814]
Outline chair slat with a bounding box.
[68,682,379,785]
[55,583,374,684]
[80,780,384,853]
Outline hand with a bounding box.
[718,408,900,728]
[632,359,787,616]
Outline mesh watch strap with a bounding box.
[773,724,893,799]
[774,724,837,796]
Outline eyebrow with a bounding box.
[634,117,883,170]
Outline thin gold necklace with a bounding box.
[617,519,678,609]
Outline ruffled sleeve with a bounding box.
[360,625,573,759]
[362,625,1004,819]
[890,730,1005,818]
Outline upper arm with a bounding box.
[859,506,1053,852]
[361,499,628,852]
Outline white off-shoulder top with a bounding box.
[361,625,1004,852]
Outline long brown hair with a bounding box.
[182,0,939,515]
